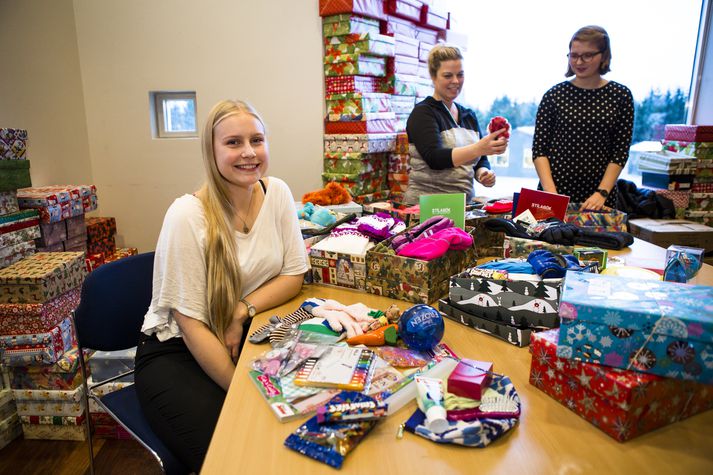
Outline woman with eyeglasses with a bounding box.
[532,25,634,211]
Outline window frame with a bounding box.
[151,91,198,139]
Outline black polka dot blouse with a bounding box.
[532,81,634,207]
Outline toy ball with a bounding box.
[398,304,444,351]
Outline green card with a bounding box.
[419,193,466,229]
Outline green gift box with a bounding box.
[325,93,393,120]
[0,160,31,192]
[323,152,387,175]
[324,33,396,62]
[324,54,386,77]
[322,14,380,37]
[322,170,386,196]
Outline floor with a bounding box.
[0,436,162,475]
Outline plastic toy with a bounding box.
[397,304,444,351]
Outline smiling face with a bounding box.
[432,59,464,104]
[212,112,268,191]
[569,40,603,81]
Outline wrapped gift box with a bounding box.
[14,384,85,417]
[324,133,396,154]
[437,29,468,51]
[322,170,386,196]
[414,25,439,44]
[390,73,420,96]
[661,140,713,160]
[380,14,417,37]
[664,124,713,142]
[81,193,98,213]
[417,61,430,79]
[0,413,22,451]
[64,232,88,253]
[85,216,116,242]
[531,328,713,442]
[0,252,87,304]
[0,226,40,249]
[0,241,36,262]
[36,220,67,247]
[0,128,27,160]
[0,286,80,335]
[20,199,83,224]
[643,188,691,210]
[390,94,416,114]
[365,227,478,303]
[319,0,387,20]
[504,236,574,259]
[0,209,40,236]
[0,191,19,215]
[17,187,72,207]
[556,272,713,384]
[388,55,419,76]
[8,347,87,390]
[324,151,387,175]
[87,376,132,400]
[418,41,433,62]
[104,247,139,264]
[324,33,396,60]
[64,215,86,239]
[638,151,696,175]
[325,75,388,94]
[351,189,391,204]
[641,171,694,190]
[564,204,627,233]
[393,33,419,58]
[310,248,367,291]
[22,421,88,440]
[20,413,85,426]
[388,153,411,173]
[91,412,132,439]
[88,348,136,383]
[0,244,36,270]
[439,298,533,347]
[419,4,449,30]
[386,0,423,22]
[689,193,713,211]
[0,160,32,192]
[322,13,380,37]
[394,132,409,154]
[449,272,561,329]
[387,173,409,193]
[324,54,387,77]
[628,219,713,251]
[325,93,393,120]
[684,210,713,226]
[0,316,76,366]
[692,183,713,194]
[325,112,397,134]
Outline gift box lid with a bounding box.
[0,252,86,285]
[559,272,713,341]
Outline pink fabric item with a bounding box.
[396,227,473,260]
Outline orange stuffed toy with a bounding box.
[301,182,351,206]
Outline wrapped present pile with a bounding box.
[0,128,37,269]
[661,124,713,225]
[528,271,713,441]
[0,252,89,440]
[638,150,696,219]
[85,348,136,439]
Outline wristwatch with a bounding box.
[597,189,610,198]
[240,299,256,318]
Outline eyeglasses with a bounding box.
[567,51,603,63]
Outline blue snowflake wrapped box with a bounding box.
[556,272,713,385]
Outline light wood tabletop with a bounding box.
[202,238,713,474]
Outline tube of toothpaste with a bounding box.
[414,376,449,434]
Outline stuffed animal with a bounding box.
[302,182,351,206]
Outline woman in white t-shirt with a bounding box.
[135,99,308,472]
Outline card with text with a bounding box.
[514,188,569,221]
[419,193,466,229]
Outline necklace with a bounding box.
[235,185,254,233]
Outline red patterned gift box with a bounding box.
[386,0,423,22]
[319,0,387,20]
[664,124,713,142]
[104,247,138,264]
[9,346,88,390]
[642,187,691,210]
[326,75,387,94]
[87,236,116,259]
[388,153,411,173]
[325,112,397,134]
[529,329,713,442]
[0,316,76,366]
[0,210,40,236]
[0,287,80,335]
[0,252,87,304]
[85,216,116,243]
[322,170,386,196]
[380,14,417,37]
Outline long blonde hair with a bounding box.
[198,99,266,343]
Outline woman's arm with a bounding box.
[533,156,558,193]
[580,162,623,211]
[451,128,508,167]
[173,310,235,391]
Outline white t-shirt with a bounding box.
[141,177,308,341]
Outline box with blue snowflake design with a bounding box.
[556,272,713,385]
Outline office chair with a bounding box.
[73,252,188,475]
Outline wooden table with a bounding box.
[202,238,713,474]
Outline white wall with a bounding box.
[0,0,93,186]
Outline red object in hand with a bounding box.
[488,116,510,139]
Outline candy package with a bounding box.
[372,346,428,368]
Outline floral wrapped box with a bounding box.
[324,33,396,61]
[324,54,387,77]
[326,93,393,121]
[0,128,28,160]
[324,133,396,155]
[322,13,380,37]
[531,328,713,441]
[0,226,41,251]
[556,272,713,385]
[8,346,87,390]
[0,191,19,215]
[0,252,86,304]
[323,151,387,175]
[0,286,80,335]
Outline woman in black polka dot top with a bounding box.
[532,25,634,211]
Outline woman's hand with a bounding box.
[225,305,248,363]
[478,128,509,156]
[580,192,607,211]
[476,167,496,187]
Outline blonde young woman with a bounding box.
[135,100,307,472]
[403,44,508,205]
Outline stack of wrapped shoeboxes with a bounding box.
[638,150,696,219]
[320,1,395,204]
[0,252,89,440]
[661,124,713,225]
[85,349,135,439]
[530,272,713,441]
[0,128,37,270]
[439,270,562,347]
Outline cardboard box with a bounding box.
[628,218,713,252]
[531,328,713,442]
[557,272,713,385]
[310,248,367,291]
[439,299,533,347]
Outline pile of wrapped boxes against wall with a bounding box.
[0,127,139,443]
[320,0,466,203]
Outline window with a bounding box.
[151,91,197,138]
